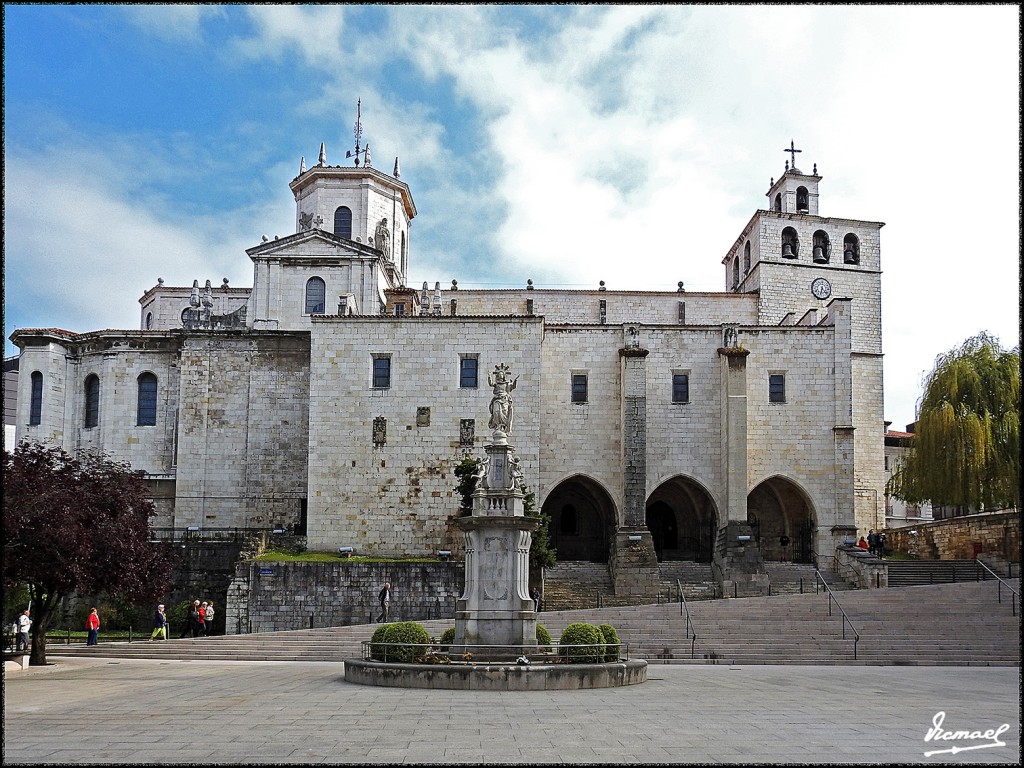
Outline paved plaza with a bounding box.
[2,657,1020,764]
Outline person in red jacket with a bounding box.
[86,608,100,645]
[198,602,208,636]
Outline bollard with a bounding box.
[128,626,132,643]
[309,613,314,630]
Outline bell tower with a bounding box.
[721,142,887,539]
[247,103,417,328]
[288,101,416,284]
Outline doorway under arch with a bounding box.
[645,477,718,562]
[541,476,616,562]
[746,477,816,563]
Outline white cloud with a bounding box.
[233,6,348,68]
[4,153,261,340]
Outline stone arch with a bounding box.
[645,475,720,562]
[796,186,809,212]
[781,226,799,259]
[843,233,860,264]
[812,230,830,263]
[540,474,617,562]
[746,475,816,563]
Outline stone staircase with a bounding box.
[657,561,718,601]
[764,561,854,595]
[886,559,993,587]
[541,562,613,611]
[44,579,1019,666]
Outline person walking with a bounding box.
[86,608,100,645]
[198,602,208,637]
[867,530,879,556]
[16,610,32,652]
[377,582,392,623]
[150,604,168,640]
[204,601,215,636]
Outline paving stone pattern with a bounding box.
[2,659,1018,764]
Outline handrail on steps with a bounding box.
[975,558,1019,616]
[676,579,697,659]
[814,570,860,660]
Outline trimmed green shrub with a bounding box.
[536,624,552,650]
[558,622,604,664]
[439,627,456,648]
[598,623,620,662]
[369,621,430,663]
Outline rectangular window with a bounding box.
[571,374,588,404]
[672,373,690,404]
[29,371,43,426]
[394,302,406,316]
[372,356,391,389]
[769,373,786,403]
[459,356,478,388]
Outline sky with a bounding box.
[3,4,1020,429]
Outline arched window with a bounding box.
[743,241,751,273]
[145,312,153,330]
[305,277,326,315]
[334,206,352,239]
[84,374,100,428]
[29,371,43,426]
[843,233,860,264]
[732,257,740,290]
[796,186,809,212]
[812,230,830,263]
[401,231,407,269]
[781,227,799,259]
[774,194,782,212]
[137,373,158,426]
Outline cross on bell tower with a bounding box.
[784,140,802,170]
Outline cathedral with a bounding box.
[10,126,886,594]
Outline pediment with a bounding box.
[245,228,379,261]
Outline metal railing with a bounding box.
[676,579,697,659]
[974,559,1020,616]
[814,570,860,660]
[361,640,629,663]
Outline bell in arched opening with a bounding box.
[781,227,799,259]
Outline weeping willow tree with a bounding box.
[887,333,1020,512]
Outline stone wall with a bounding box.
[883,510,1019,562]
[835,544,887,588]
[225,561,464,634]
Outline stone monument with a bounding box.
[453,363,538,656]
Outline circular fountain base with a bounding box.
[344,658,647,690]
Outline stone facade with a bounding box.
[10,138,888,596]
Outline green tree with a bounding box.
[887,333,1020,512]
[3,443,176,665]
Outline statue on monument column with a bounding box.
[488,363,518,434]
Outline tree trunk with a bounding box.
[29,621,48,666]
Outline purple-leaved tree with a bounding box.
[3,443,175,665]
